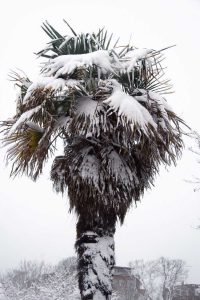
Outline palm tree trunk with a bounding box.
[76,214,116,300]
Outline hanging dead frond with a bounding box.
[1,112,60,180]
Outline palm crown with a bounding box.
[1,21,186,299]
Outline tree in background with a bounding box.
[129,259,159,300]
[130,257,188,300]
[158,257,188,300]
[1,21,186,299]
[0,283,7,300]
[0,260,53,300]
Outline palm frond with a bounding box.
[0,85,72,179]
[37,22,118,58]
[63,19,77,36]
[1,118,62,180]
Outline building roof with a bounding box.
[113,266,132,276]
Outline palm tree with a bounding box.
[1,21,186,300]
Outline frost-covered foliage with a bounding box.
[130,257,188,300]
[1,21,186,299]
[0,283,7,300]
[0,258,119,300]
[1,258,79,300]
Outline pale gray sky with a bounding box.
[0,0,200,283]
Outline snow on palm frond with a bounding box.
[71,96,104,137]
[116,46,174,95]
[8,105,42,136]
[8,70,32,116]
[23,77,66,102]
[133,89,181,132]
[103,146,138,186]
[104,86,157,133]
[134,89,172,113]
[120,48,153,72]
[43,50,114,78]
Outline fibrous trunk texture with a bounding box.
[76,214,116,300]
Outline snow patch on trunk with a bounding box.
[80,232,114,299]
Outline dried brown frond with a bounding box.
[1,118,59,180]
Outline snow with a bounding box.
[134,89,173,113]
[99,78,121,90]
[79,149,101,191]
[74,83,171,139]
[58,36,72,50]
[23,76,83,103]
[75,96,99,119]
[93,290,107,300]
[148,90,173,112]
[104,87,157,132]
[8,105,41,136]
[23,77,66,102]
[134,89,173,129]
[120,48,152,72]
[56,116,71,128]
[80,154,99,181]
[124,48,152,59]
[19,78,32,89]
[74,96,102,136]
[106,147,138,185]
[44,50,113,78]
[81,233,114,299]
[25,121,44,133]
[0,283,7,300]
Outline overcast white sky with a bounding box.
[0,0,200,283]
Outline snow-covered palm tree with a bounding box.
[1,21,186,300]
